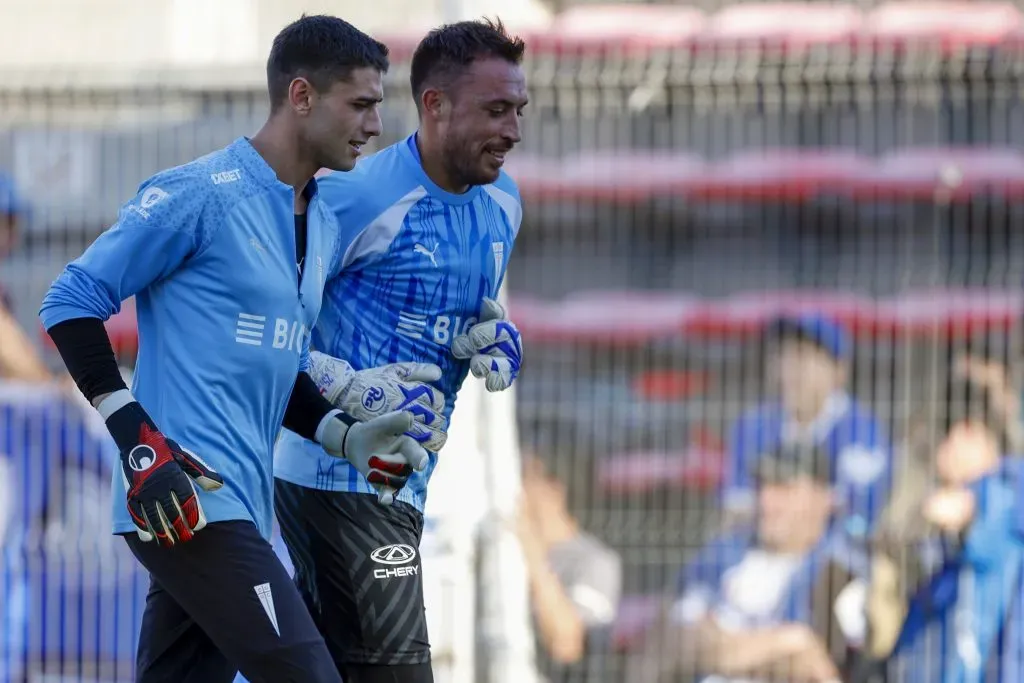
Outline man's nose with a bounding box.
[503,114,522,145]
[365,109,383,138]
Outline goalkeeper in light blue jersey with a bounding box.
[273,19,527,682]
[37,16,441,683]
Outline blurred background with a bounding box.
[4,0,1024,682]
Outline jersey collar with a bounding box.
[398,133,482,206]
[229,137,319,199]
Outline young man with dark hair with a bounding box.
[631,442,866,683]
[38,15,443,683]
[273,18,528,683]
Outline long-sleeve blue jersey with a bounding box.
[39,138,340,539]
[274,134,523,511]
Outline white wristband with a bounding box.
[316,409,346,452]
[95,389,135,421]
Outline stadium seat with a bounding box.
[528,5,707,54]
[863,2,1024,48]
[703,3,863,49]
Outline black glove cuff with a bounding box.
[105,401,156,453]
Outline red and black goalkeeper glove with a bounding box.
[106,401,224,547]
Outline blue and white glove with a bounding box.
[308,351,448,452]
[451,297,523,392]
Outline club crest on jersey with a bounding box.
[361,386,388,413]
[492,241,504,275]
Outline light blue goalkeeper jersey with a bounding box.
[274,134,523,511]
[39,138,341,539]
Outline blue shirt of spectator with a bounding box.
[891,471,1024,683]
[668,443,869,682]
[724,314,892,540]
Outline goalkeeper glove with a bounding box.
[99,392,223,547]
[319,410,429,506]
[308,352,449,452]
[452,297,523,392]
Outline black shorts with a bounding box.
[125,520,341,683]
[274,478,430,669]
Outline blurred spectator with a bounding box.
[0,383,131,682]
[952,349,1024,455]
[516,455,621,672]
[0,172,24,266]
[859,378,1024,683]
[725,314,892,541]
[0,172,51,383]
[630,442,866,683]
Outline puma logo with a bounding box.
[414,243,439,268]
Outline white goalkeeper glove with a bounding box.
[318,411,429,506]
[452,297,523,392]
[308,351,448,452]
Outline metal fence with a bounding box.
[3,4,1024,682]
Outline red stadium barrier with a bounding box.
[511,148,1024,203]
[527,5,707,55]
[508,151,707,202]
[375,2,1024,58]
[510,289,1024,345]
[518,2,1024,58]
[850,148,1024,200]
[686,149,873,200]
[702,3,864,50]
[862,1,1024,48]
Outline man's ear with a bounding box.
[288,77,314,115]
[420,87,448,120]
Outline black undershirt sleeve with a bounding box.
[283,371,355,442]
[46,317,128,403]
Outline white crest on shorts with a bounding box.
[254,583,280,637]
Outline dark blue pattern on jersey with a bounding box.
[274,135,522,511]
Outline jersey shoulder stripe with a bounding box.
[318,143,427,274]
[483,176,523,236]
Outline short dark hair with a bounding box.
[267,15,389,110]
[409,18,526,108]
[753,442,833,487]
